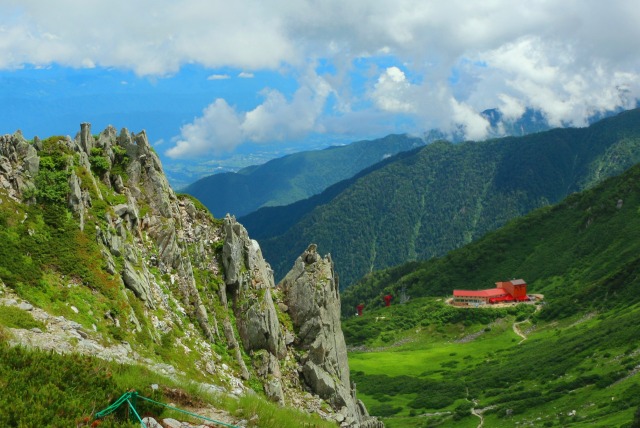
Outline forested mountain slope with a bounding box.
[239,147,423,240]
[258,108,640,288]
[340,151,640,427]
[342,157,640,317]
[184,134,423,217]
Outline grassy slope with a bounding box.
[340,160,640,427]
[0,333,335,428]
[260,108,640,288]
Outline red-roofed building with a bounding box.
[495,279,527,300]
[452,279,528,306]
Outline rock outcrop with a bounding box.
[281,244,383,428]
[0,131,39,200]
[0,123,382,427]
[222,216,285,358]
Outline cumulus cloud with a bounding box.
[497,94,526,121]
[0,0,297,75]
[450,99,490,141]
[166,71,333,158]
[2,0,640,146]
[4,1,639,75]
[371,67,417,113]
[166,99,242,158]
[369,66,493,140]
[242,75,332,142]
[474,36,640,126]
[207,74,230,80]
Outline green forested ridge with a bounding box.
[184,134,423,217]
[341,157,640,316]
[239,146,424,240]
[258,108,640,288]
[340,160,640,427]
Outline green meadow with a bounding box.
[347,298,640,427]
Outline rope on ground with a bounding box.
[94,391,238,428]
[137,394,238,428]
[95,391,147,427]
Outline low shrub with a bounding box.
[0,306,45,330]
[369,403,403,417]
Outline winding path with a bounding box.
[512,320,528,343]
[471,400,484,428]
[470,402,496,428]
[512,303,543,344]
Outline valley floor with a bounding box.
[345,298,640,428]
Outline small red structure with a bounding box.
[383,294,392,307]
[452,279,529,306]
[356,304,364,316]
[495,279,528,300]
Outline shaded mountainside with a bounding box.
[240,147,423,240]
[184,134,423,217]
[339,152,640,427]
[0,125,381,427]
[256,108,640,288]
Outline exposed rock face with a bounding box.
[222,216,284,358]
[67,171,86,230]
[0,123,381,427]
[281,245,383,428]
[0,131,39,201]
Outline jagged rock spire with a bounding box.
[281,244,383,428]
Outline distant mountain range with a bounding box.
[183,106,627,219]
[245,108,640,288]
[183,134,424,217]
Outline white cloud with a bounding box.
[497,94,526,121]
[4,1,639,76]
[475,35,640,126]
[166,99,242,158]
[371,67,417,113]
[2,0,640,145]
[450,99,490,141]
[207,74,230,80]
[166,70,334,158]
[238,72,254,78]
[0,0,297,75]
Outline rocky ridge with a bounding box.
[0,124,381,427]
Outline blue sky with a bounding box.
[1,1,640,187]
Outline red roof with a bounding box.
[453,288,507,298]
